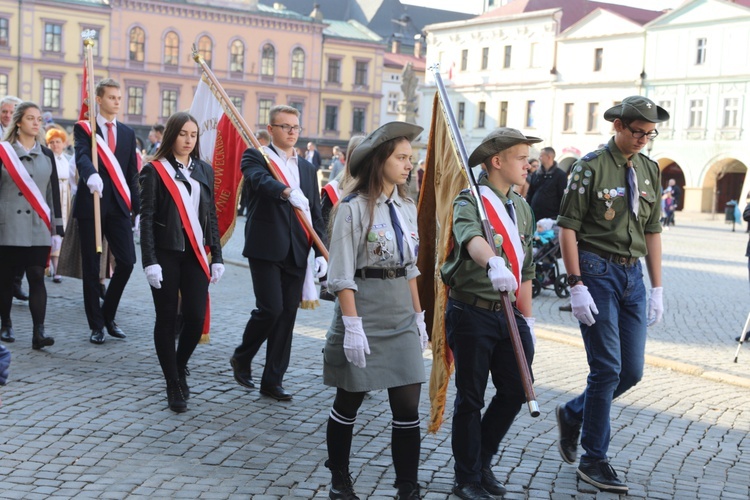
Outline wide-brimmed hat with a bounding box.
[348,121,423,177]
[603,96,669,123]
[468,127,542,167]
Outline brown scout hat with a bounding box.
[604,96,670,123]
[348,121,423,178]
[468,127,542,167]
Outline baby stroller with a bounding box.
[531,219,570,299]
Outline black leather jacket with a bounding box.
[139,155,222,268]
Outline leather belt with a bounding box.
[354,267,407,280]
[579,245,639,267]
[448,289,503,312]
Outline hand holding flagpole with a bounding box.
[81,29,102,254]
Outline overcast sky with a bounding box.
[403,0,685,15]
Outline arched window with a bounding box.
[164,31,179,66]
[198,35,213,68]
[261,43,275,76]
[129,27,145,62]
[291,47,305,80]
[230,40,245,73]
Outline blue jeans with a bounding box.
[561,251,647,461]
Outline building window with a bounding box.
[0,18,8,47]
[481,47,489,70]
[503,45,512,69]
[696,38,707,65]
[594,48,603,72]
[723,97,739,128]
[261,44,275,77]
[525,100,535,128]
[161,89,178,118]
[689,99,704,128]
[291,48,305,80]
[129,27,145,62]
[198,35,212,69]
[658,100,672,129]
[229,40,244,74]
[164,31,179,66]
[352,107,366,133]
[42,77,61,109]
[230,96,243,114]
[587,103,599,132]
[563,103,574,131]
[289,101,303,121]
[0,74,7,97]
[127,86,144,116]
[355,61,368,86]
[327,58,341,83]
[258,98,273,125]
[325,105,338,131]
[499,101,508,127]
[44,23,62,53]
[457,102,465,128]
[388,92,399,113]
[460,49,468,71]
[477,101,486,128]
[87,29,100,58]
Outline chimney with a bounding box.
[414,40,422,58]
[310,3,323,21]
[391,39,401,53]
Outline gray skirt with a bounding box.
[323,275,426,392]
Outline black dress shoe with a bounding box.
[260,385,292,401]
[32,325,54,350]
[229,356,256,389]
[105,321,126,339]
[90,329,105,345]
[452,482,494,500]
[556,404,581,464]
[13,285,28,301]
[576,459,628,493]
[735,333,750,342]
[480,467,506,496]
[0,326,15,343]
[559,303,572,312]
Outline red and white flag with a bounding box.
[79,61,90,121]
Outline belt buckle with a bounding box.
[386,268,396,279]
[617,256,627,265]
[492,302,502,312]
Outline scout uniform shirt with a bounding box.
[441,176,535,303]
[557,137,662,259]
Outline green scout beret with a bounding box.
[348,121,423,178]
[468,127,542,167]
[604,96,669,123]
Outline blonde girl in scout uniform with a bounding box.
[322,122,428,500]
[554,96,666,494]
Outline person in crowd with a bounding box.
[322,121,427,500]
[147,124,164,156]
[517,157,538,198]
[74,78,140,345]
[526,147,567,221]
[229,105,326,402]
[440,127,538,500]
[306,141,321,170]
[139,111,224,413]
[554,96,665,494]
[0,102,64,349]
[663,178,680,226]
[45,128,73,283]
[329,146,344,181]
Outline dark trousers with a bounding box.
[445,298,535,484]
[78,214,135,330]
[0,246,49,328]
[150,248,209,381]
[233,254,305,387]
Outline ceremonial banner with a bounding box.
[189,79,246,245]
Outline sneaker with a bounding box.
[556,404,580,464]
[576,459,628,493]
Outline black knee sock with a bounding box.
[392,417,420,486]
[326,406,356,470]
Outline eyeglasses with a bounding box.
[270,124,303,134]
[624,123,658,140]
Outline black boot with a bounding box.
[32,325,54,350]
[178,365,190,400]
[326,460,359,500]
[166,379,187,413]
[395,481,421,499]
[1,325,15,343]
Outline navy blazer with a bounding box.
[242,146,325,268]
[73,119,140,220]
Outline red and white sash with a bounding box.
[77,120,132,211]
[0,142,51,230]
[151,160,210,279]
[263,146,313,245]
[321,179,340,206]
[479,186,524,289]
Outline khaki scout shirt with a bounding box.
[557,137,662,258]
[441,176,535,303]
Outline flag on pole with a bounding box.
[79,60,89,121]
[189,78,247,246]
[416,92,472,433]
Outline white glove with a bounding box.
[487,256,518,293]
[211,263,225,284]
[342,316,370,368]
[525,316,536,347]
[50,235,63,253]
[315,256,328,278]
[144,264,163,289]
[570,285,599,326]
[287,188,309,210]
[415,310,428,352]
[86,173,104,198]
[648,287,663,326]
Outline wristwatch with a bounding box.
[567,274,583,287]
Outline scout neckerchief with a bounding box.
[479,185,523,289]
[150,159,210,279]
[605,145,638,218]
[321,178,340,206]
[386,192,417,264]
[0,141,51,231]
[77,120,132,211]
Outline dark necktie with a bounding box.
[626,160,638,217]
[386,199,404,265]
[106,122,116,151]
[505,199,517,224]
